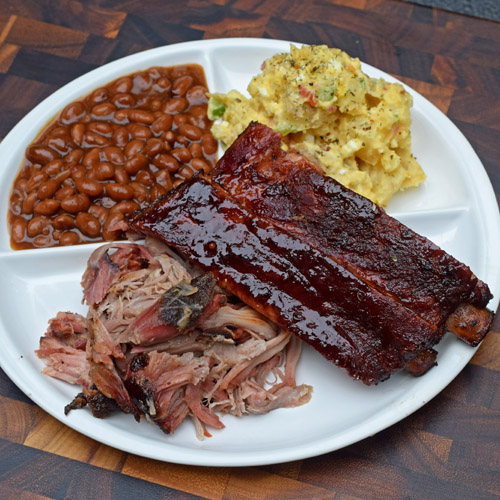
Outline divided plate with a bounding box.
[0,38,498,466]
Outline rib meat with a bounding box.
[210,122,492,330]
[130,122,493,384]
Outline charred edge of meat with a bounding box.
[124,376,157,421]
[124,355,157,422]
[405,349,438,377]
[159,274,217,330]
[469,278,494,309]
[64,392,87,415]
[446,303,494,347]
[65,386,120,418]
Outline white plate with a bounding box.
[0,38,498,467]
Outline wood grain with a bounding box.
[0,0,499,499]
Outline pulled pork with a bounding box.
[36,238,312,439]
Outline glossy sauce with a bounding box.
[131,174,428,385]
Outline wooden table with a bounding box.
[1,1,499,498]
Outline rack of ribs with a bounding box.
[130,122,493,385]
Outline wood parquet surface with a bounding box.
[0,1,499,499]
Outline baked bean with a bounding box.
[175,135,189,146]
[100,146,125,165]
[71,123,86,146]
[33,235,52,247]
[75,213,101,238]
[59,231,80,246]
[34,198,60,216]
[61,193,91,213]
[110,200,140,214]
[151,114,172,135]
[144,138,163,157]
[124,154,148,175]
[42,159,64,177]
[150,184,167,200]
[11,217,27,243]
[135,169,155,186]
[191,158,211,173]
[128,109,154,124]
[26,145,58,165]
[125,139,145,158]
[84,131,110,147]
[61,176,74,188]
[111,93,136,108]
[88,122,113,136]
[201,133,218,155]
[128,123,152,140]
[60,101,86,125]
[189,142,203,159]
[82,147,101,168]
[37,179,59,199]
[52,230,62,240]
[71,165,87,181]
[133,73,152,92]
[148,67,162,79]
[47,135,73,156]
[55,186,75,201]
[178,165,195,179]
[150,99,163,111]
[190,104,208,118]
[172,76,193,97]
[92,162,115,181]
[114,166,130,184]
[188,114,206,129]
[172,178,184,188]
[170,66,191,79]
[179,123,202,141]
[163,131,176,144]
[171,147,191,163]
[89,87,109,105]
[173,114,189,127]
[155,169,173,190]
[114,109,129,124]
[88,204,109,225]
[27,216,50,238]
[10,195,22,217]
[26,171,48,192]
[75,177,104,197]
[111,77,133,94]
[128,183,150,203]
[91,102,115,118]
[165,97,188,114]
[155,77,171,92]
[106,182,134,201]
[53,214,75,230]
[112,127,130,147]
[65,149,84,165]
[186,85,208,105]
[153,153,179,172]
[50,126,69,137]
[102,212,125,241]
[15,177,28,192]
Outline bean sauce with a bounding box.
[8,64,217,249]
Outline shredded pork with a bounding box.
[36,238,312,439]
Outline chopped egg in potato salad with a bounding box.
[208,45,425,206]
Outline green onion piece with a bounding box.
[207,98,227,120]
